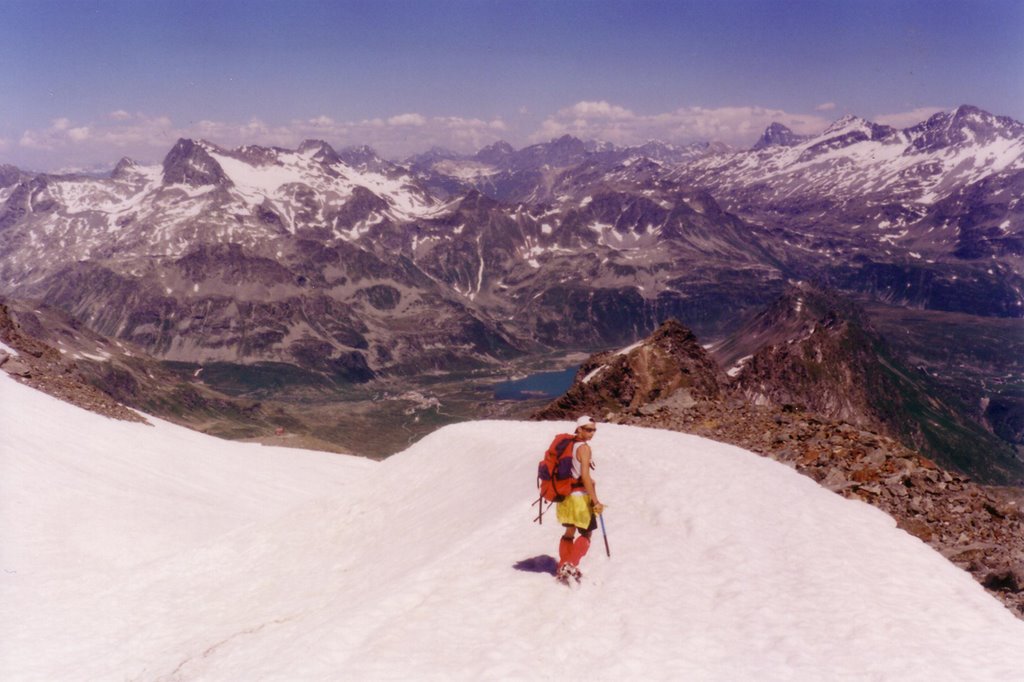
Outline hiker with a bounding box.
[555,415,605,582]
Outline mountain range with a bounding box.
[1,104,1021,471]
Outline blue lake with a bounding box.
[493,367,578,400]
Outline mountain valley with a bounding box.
[1,105,1022,471]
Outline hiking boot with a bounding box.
[557,563,582,583]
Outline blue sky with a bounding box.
[2,0,1021,170]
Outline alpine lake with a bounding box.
[167,352,588,459]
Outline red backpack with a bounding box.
[536,433,579,504]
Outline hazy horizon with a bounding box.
[2,0,1022,172]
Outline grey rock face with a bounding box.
[162,138,232,187]
[752,122,809,150]
[533,319,726,420]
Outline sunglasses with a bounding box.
[580,426,596,432]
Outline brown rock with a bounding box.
[851,466,881,483]
[897,517,934,543]
[2,358,32,377]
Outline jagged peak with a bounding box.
[711,284,873,374]
[297,138,334,153]
[161,138,232,188]
[477,140,514,154]
[111,157,139,180]
[472,141,515,165]
[0,164,27,188]
[548,134,586,148]
[946,104,1023,131]
[812,115,899,146]
[165,137,225,156]
[337,145,387,168]
[907,105,1024,152]
[645,318,704,348]
[953,104,986,118]
[822,114,873,136]
[753,122,808,150]
[533,318,725,421]
[297,139,342,165]
[763,283,868,327]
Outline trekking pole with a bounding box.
[598,514,610,557]
[532,496,551,524]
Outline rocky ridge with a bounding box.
[0,301,145,423]
[534,314,1024,618]
[542,285,1022,484]
[0,298,329,444]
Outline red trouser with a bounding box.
[558,534,591,567]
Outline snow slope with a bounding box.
[2,372,1023,681]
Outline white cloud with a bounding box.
[874,106,946,129]
[815,102,837,112]
[67,126,91,142]
[533,101,831,147]
[17,99,903,171]
[19,130,52,150]
[387,113,427,127]
[565,101,635,120]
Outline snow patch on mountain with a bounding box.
[680,107,1024,211]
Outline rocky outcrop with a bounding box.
[752,123,809,150]
[162,139,232,188]
[723,285,1023,484]
[907,105,1024,154]
[0,297,322,441]
[0,301,145,422]
[534,319,724,420]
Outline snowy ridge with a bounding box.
[0,139,448,283]
[206,142,443,225]
[3,374,1023,680]
[680,106,1024,208]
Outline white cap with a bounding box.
[575,415,596,428]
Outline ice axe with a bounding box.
[598,513,610,557]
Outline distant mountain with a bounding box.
[752,122,810,150]
[0,297,336,445]
[675,106,1024,266]
[0,134,789,384]
[0,105,1020,422]
[722,285,1022,483]
[536,286,1024,485]
[0,138,531,383]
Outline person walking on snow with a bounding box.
[556,415,605,582]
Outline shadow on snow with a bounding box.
[513,555,558,575]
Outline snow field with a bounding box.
[2,373,1024,680]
